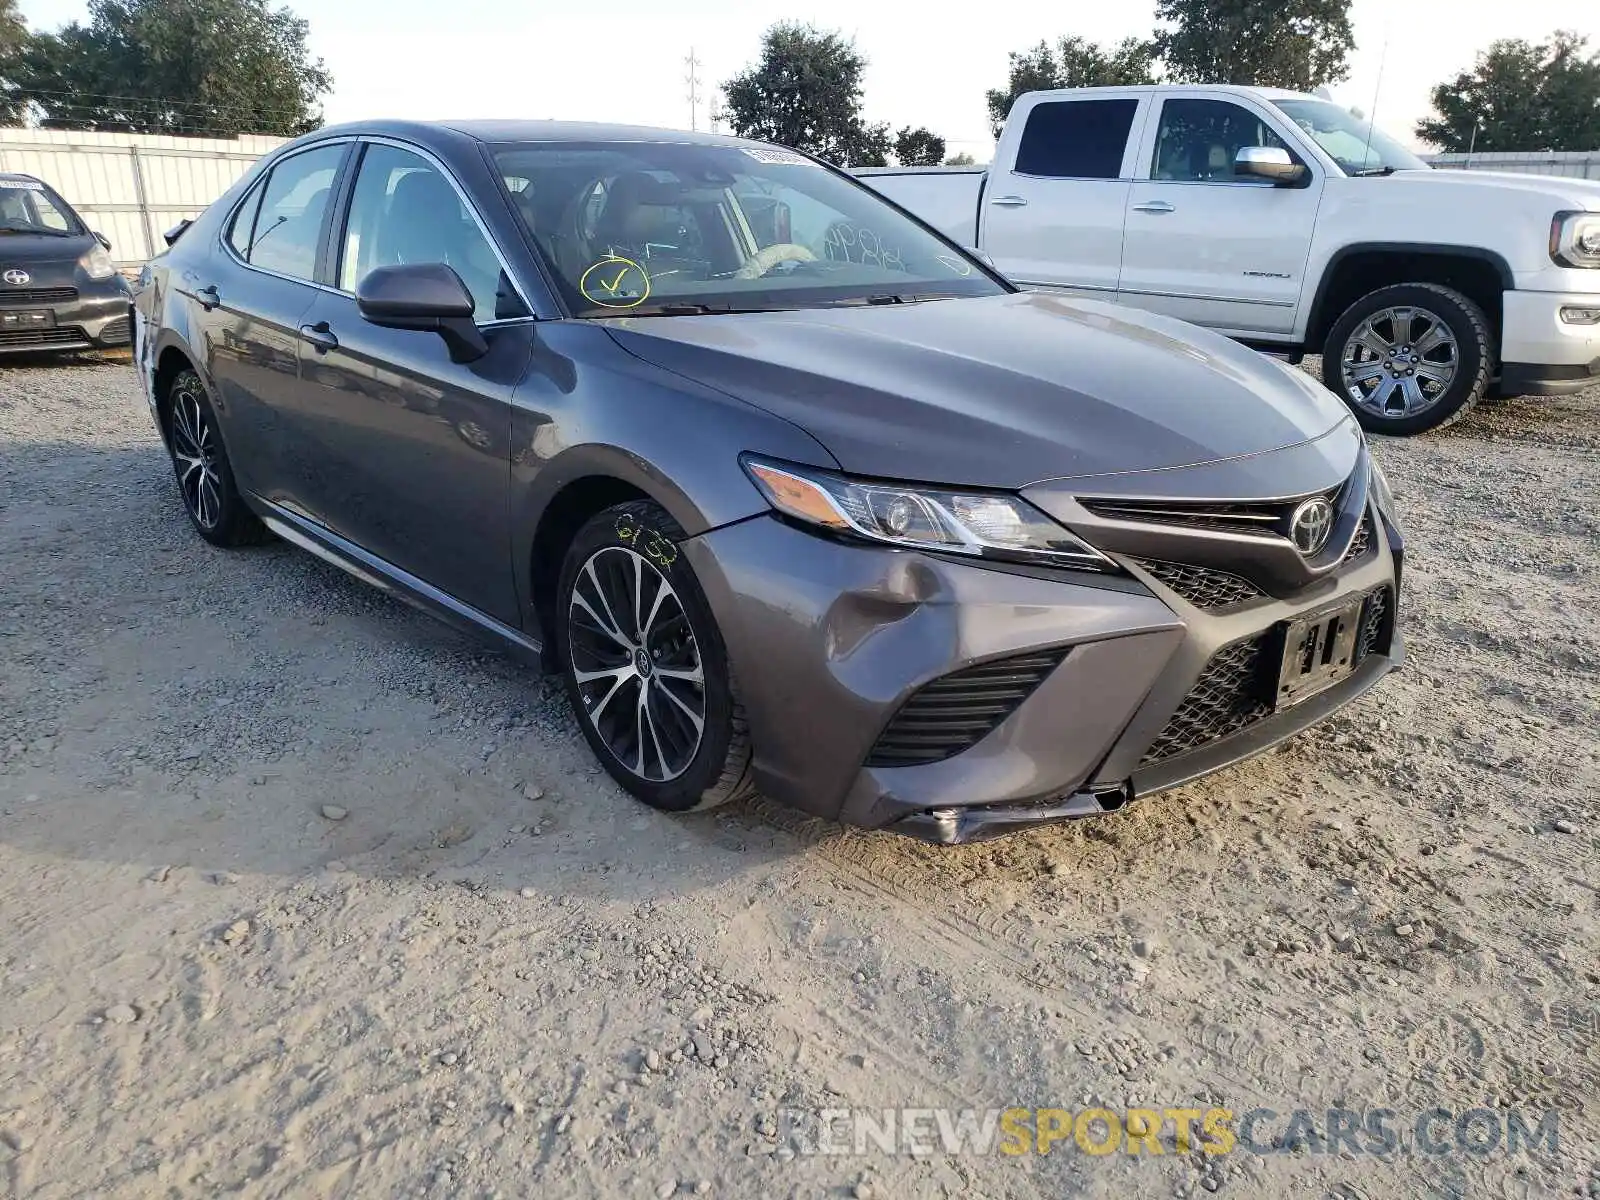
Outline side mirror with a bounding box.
[1234,146,1307,186]
[162,219,191,248]
[94,231,112,251]
[356,262,487,363]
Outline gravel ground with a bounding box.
[0,353,1597,1200]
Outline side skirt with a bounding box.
[255,499,544,665]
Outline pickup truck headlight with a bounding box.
[743,457,1115,571]
[1550,211,1600,268]
[78,244,116,281]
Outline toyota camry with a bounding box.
[131,120,1404,843]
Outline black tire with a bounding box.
[164,368,268,547]
[554,500,754,813]
[1321,282,1493,436]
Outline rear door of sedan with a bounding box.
[291,139,535,626]
[200,141,353,511]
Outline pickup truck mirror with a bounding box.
[1234,146,1307,186]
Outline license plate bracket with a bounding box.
[0,310,54,330]
[1273,598,1363,708]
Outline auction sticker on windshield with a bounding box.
[740,148,816,167]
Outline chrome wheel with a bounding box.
[566,546,706,782]
[1339,306,1459,419]
[170,387,223,529]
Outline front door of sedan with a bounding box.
[292,141,534,626]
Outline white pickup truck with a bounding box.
[855,84,1600,434]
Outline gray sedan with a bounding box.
[132,120,1403,843]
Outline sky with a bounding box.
[16,0,1600,157]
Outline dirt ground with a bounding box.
[0,355,1596,1200]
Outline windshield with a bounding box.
[0,176,79,236]
[492,141,1005,316]
[1271,99,1429,176]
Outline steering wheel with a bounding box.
[734,242,817,279]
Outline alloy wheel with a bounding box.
[566,546,706,782]
[170,388,223,529]
[1339,306,1459,419]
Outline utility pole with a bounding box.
[684,49,702,132]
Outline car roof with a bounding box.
[313,118,767,150]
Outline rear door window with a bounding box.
[1015,99,1140,179]
[242,144,345,282]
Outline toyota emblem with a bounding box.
[2,269,29,286]
[1289,496,1335,556]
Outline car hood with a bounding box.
[603,291,1347,488]
[0,231,92,267]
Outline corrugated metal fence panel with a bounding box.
[0,128,287,264]
[1427,151,1600,180]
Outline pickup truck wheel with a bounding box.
[1322,283,1492,435]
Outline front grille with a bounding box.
[1341,514,1373,564]
[1081,495,1327,537]
[1141,584,1395,768]
[0,286,77,306]
[1359,586,1390,658]
[866,648,1068,767]
[0,326,88,348]
[1134,559,1263,609]
[97,316,131,345]
[1139,635,1273,766]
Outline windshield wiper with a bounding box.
[609,302,795,317]
[1349,166,1397,177]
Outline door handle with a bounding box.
[299,321,339,353]
[194,284,220,311]
[990,195,1028,208]
[1132,200,1175,214]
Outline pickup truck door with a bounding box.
[978,92,1151,298]
[1117,94,1323,336]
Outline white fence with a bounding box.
[1427,151,1600,180]
[0,128,287,266]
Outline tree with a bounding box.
[985,36,1156,136]
[0,0,29,125]
[894,125,945,166]
[945,151,977,166]
[1417,32,1600,152]
[18,0,331,136]
[723,22,891,166]
[1153,0,1353,91]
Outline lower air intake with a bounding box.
[866,648,1068,768]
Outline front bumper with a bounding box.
[1501,289,1600,394]
[0,281,133,354]
[684,500,1403,843]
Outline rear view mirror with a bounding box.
[357,262,487,362]
[1234,146,1307,186]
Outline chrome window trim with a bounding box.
[217,134,537,325]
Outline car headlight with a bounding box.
[1550,211,1600,268]
[742,456,1115,571]
[79,244,116,281]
